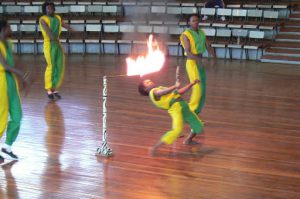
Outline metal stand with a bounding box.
[96,76,113,157]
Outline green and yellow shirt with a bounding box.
[39,14,62,42]
[149,87,181,110]
[180,28,207,55]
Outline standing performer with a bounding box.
[0,20,29,164]
[39,1,72,100]
[180,14,215,115]
[138,78,204,156]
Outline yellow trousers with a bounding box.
[161,101,203,145]
[0,72,22,145]
[186,59,206,114]
[0,72,8,139]
[44,41,65,91]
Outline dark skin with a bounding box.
[145,80,200,100]
[143,79,201,156]
[0,24,29,95]
[182,15,216,61]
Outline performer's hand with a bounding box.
[14,70,24,78]
[11,68,26,80]
[192,54,200,61]
[210,55,217,67]
[22,72,31,97]
[193,79,200,85]
[210,49,217,59]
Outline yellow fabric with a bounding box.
[0,41,20,96]
[0,42,9,138]
[40,15,64,90]
[149,86,180,110]
[161,101,204,145]
[0,41,8,69]
[160,102,184,144]
[180,29,206,56]
[186,59,201,112]
[0,41,20,93]
[43,43,65,90]
[44,42,53,90]
[40,15,54,90]
[39,15,62,42]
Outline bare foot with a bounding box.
[149,147,157,156]
[183,140,200,145]
[149,141,164,156]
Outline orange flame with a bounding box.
[126,35,165,76]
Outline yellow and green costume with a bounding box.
[149,87,204,145]
[180,28,207,114]
[39,14,65,91]
[0,40,22,146]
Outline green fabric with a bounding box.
[49,16,60,38]
[44,15,64,90]
[50,14,63,89]
[4,42,22,146]
[149,86,181,110]
[5,41,14,67]
[5,72,22,145]
[187,29,206,54]
[180,101,203,134]
[195,63,206,114]
[50,41,64,88]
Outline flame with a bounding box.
[126,35,165,76]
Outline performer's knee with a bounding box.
[191,123,204,134]
[161,128,183,145]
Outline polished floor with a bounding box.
[0,55,300,199]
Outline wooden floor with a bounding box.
[1,55,300,199]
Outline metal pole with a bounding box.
[96,76,113,157]
[176,66,180,84]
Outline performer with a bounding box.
[180,14,215,115]
[0,20,29,164]
[138,78,204,155]
[39,1,72,100]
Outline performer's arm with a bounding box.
[182,35,200,60]
[40,19,57,41]
[0,53,30,94]
[206,39,216,58]
[178,80,200,95]
[153,83,180,98]
[0,53,23,77]
[62,20,74,32]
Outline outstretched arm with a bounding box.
[62,20,74,32]
[206,39,216,58]
[153,82,180,98]
[178,80,200,95]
